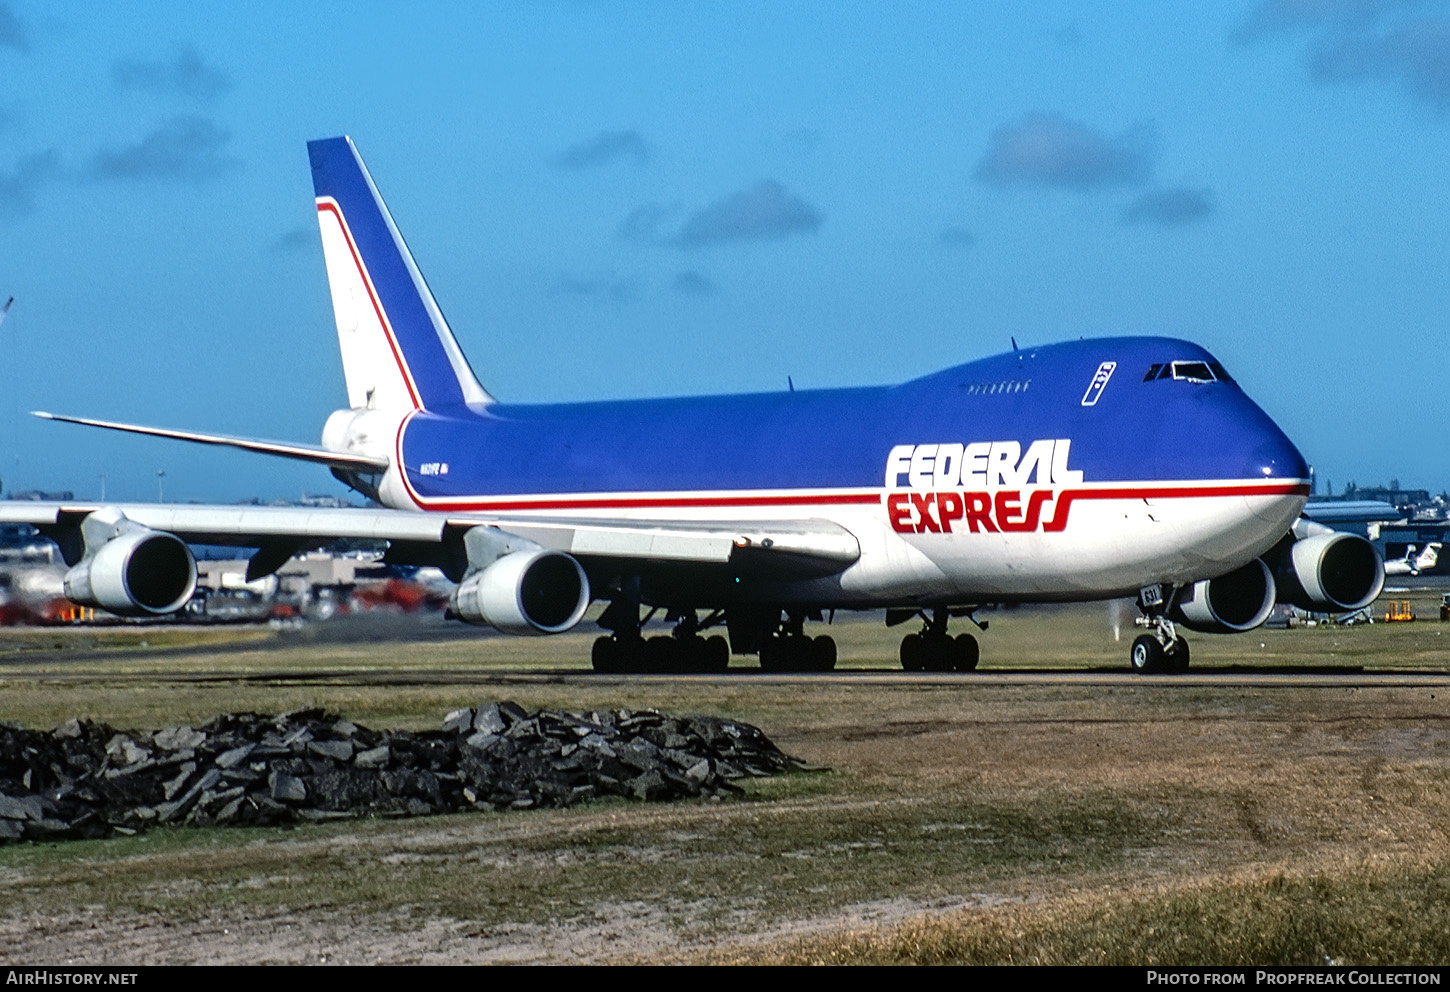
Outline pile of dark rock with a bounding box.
[0,702,807,843]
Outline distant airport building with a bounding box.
[1296,482,1450,577]
[1323,482,1442,519]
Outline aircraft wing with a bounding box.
[0,502,860,577]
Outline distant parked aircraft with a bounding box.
[1301,500,1402,525]
[1384,543,1441,577]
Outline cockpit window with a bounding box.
[1142,360,1236,384]
[1172,361,1214,382]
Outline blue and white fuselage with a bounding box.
[355,338,1310,607]
[11,135,1380,674]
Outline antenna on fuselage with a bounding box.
[0,297,13,330]
[1010,336,1018,352]
[787,375,795,393]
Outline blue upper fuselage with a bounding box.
[396,337,1308,500]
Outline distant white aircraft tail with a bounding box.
[307,136,491,413]
[1385,541,1442,576]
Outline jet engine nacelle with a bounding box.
[1268,529,1384,613]
[62,515,197,616]
[1170,558,1277,634]
[449,548,590,635]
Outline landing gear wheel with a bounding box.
[900,633,924,672]
[923,638,952,672]
[672,637,703,672]
[952,634,979,672]
[643,635,675,673]
[705,635,730,672]
[760,635,817,672]
[592,636,619,673]
[1130,634,1166,674]
[812,635,837,672]
[1166,639,1190,674]
[594,635,649,673]
[786,635,813,671]
[759,637,782,672]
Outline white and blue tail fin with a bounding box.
[308,136,491,413]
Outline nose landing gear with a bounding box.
[1129,586,1190,674]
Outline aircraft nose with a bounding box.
[1152,388,1309,485]
[1244,431,1309,483]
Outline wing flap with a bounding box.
[0,503,861,577]
[488,520,731,563]
[478,516,860,574]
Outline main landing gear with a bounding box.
[1129,585,1190,674]
[892,607,980,672]
[592,604,730,673]
[591,631,730,673]
[758,612,837,673]
[591,597,840,674]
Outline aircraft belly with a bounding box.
[904,496,1165,597]
[381,479,1306,607]
[895,490,1305,599]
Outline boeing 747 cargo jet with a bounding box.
[4,137,1386,674]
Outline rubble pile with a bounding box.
[0,702,806,843]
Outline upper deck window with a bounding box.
[1142,361,1236,384]
[963,379,1031,396]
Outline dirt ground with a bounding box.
[5,688,1450,960]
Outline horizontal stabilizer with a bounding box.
[31,411,390,473]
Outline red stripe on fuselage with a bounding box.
[1040,481,1309,532]
[316,200,422,411]
[412,491,884,512]
[392,479,1309,515]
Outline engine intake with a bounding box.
[62,514,197,616]
[1269,531,1384,612]
[1171,558,1276,634]
[450,548,590,635]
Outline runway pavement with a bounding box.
[6,665,1450,688]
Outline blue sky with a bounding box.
[0,1,1446,502]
